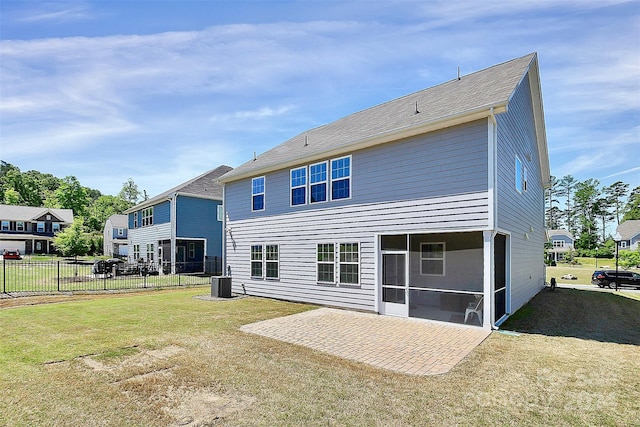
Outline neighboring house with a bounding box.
[125,165,232,274]
[546,229,574,262]
[103,214,129,257]
[0,204,74,254]
[616,220,640,251]
[219,52,550,330]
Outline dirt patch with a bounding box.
[164,386,255,426]
[73,345,254,424]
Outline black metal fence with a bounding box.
[1,257,222,295]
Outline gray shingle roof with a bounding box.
[127,165,232,212]
[220,53,541,182]
[617,220,640,240]
[0,204,74,223]
[547,229,574,240]
[106,214,128,228]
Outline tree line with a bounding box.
[546,175,640,258]
[0,161,147,255]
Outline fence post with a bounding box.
[57,261,60,292]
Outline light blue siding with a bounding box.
[176,196,223,258]
[496,72,546,311]
[225,120,488,221]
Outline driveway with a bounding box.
[241,307,490,376]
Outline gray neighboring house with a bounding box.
[546,229,574,262]
[0,204,74,254]
[103,214,128,257]
[219,53,550,329]
[616,220,640,251]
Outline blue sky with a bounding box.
[1,0,638,198]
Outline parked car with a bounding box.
[2,249,22,260]
[591,270,640,289]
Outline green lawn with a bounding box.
[1,287,639,426]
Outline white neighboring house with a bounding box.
[616,220,640,251]
[103,214,128,257]
[546,229,574,262]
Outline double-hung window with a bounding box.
[52,223,60,233]
[265,245,279,279]
[553,240,565,248]
[37,222,45,233]
[331,156,351,200]
[118,228,124,236]
[133,244,140,260]
[290,167,307,206]
[339,243,359,284]
[251,245,263,278]
[310,162,328,203]
[515,156,527,193]
[1,221,8,231]
[189,242,195,258]
[217,205,224,222]
[147,243,154,261]
[251,244,279,279]
[16,221,24,231]
[317,243,334,282]
[141,207,153,226]
[133,212,138,228]
[421,242,445,276]
[252,177,265,211]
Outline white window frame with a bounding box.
[330,155,352,201]
[147,243,154,261]
[133,244,140,260]
[309,161,328,204]
[420,242,446,276]
[265,244,279,279]
[338,242,359,285]
[1,221,9,231]
[52,223,60,233]
[133,212,138,228]
[252,177,265,212]
[141,207,153,227]
[620,241,627,249]
[290,167,307,207]
[117,228,124,236]
[217,205,224,222]
[16,221,24,231]
[552,240,565,248]
[37,222,45,233]
[316,243,335,283]
[251,245,263,278]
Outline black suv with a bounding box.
[591,270,640,289]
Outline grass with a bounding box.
[1,287,639,426]
[546,257,638,286]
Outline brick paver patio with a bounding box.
[241,307,491,375]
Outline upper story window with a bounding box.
[515,156,527,193]
[331,156,351,200]
[310,162,328,203]
[290,167,307,206]
[16,221,24,231]
[37,222,45,233]
[621,241,627,249]
[141,207,153,227]
[117,228,124,236]
[52,223,60,233]
[252,177,265,211]
[1,221,9,231]
[133,212,138,228]
[552,240,565,248]
[217,205,224,222]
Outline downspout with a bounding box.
[221,183,226,277]
[485,107,498,329]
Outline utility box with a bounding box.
[211,276,232,298]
